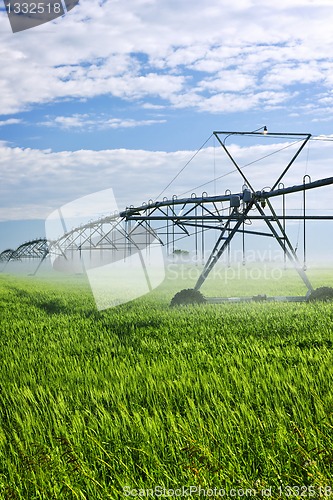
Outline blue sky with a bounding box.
[1,0,333,256]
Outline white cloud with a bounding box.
[1,0,333,116]
[0,118,22,126]
[41,113,166,130]
[197,71,255,93]
[264,63,326,90]
[170,89,293,114]
[1,138,333,221]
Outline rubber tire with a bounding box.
[170,288,206,307]
[307,286,333,302]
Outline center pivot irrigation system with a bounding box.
[1,129,333,305]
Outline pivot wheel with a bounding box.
[307,286,333,302]
[170,288,206,307]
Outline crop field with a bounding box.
[0,266,333,499]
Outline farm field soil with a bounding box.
[0,268,333,499]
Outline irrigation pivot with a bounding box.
[2,129,333,304]
[121,129,333,304]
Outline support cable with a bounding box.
[179,139,304,198]
[154,133,213,201]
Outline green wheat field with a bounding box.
[0,265,333,499]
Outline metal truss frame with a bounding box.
[0,238,49,274]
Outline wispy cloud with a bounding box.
[40,114,166,130]
[1,138,333,221]
[0,118,22,126]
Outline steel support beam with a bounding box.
[194,200,255,291]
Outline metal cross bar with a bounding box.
[124,215,333,221]
[271,135,311,190]
[213,132,255,191]
[254,200,314,292]
[194,200,256,290]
